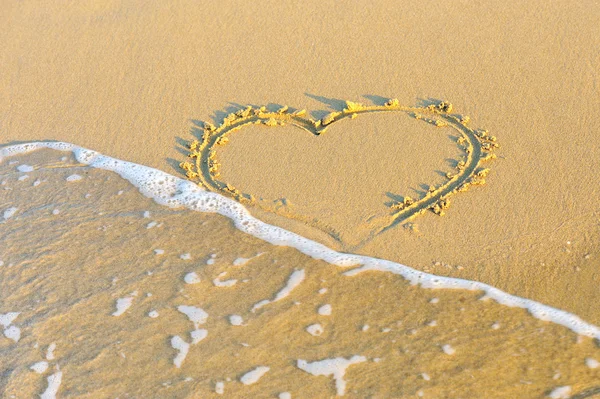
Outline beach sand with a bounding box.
[1,149,599,398]
[2,0,600,397]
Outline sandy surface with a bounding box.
[1,149,599,398]
[2,0,599,326]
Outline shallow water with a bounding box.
[1,147,599,398]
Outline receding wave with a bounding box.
[1,142,599,398]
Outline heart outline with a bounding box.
[181,98,499,247]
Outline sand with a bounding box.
[1,149,599,398]
[2,0,600,396]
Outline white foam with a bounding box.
[66,174,82,182]
[30,361,49,374]
[180,253,191,260]
[279,393,291,399]
[233,253,262,266]
[318,288,328,295]
[421,373,431,381]
[177,305,208,329]
[318,304,332,316]
[3,207,18,220]
[2,142,599,340]
[0,312,19,327]
[46,343,56,360]
[240,366,270,385]
[4,325,21,342]
[442,344,456,355]
[306,324,324,336]
[184,272,201,284]
[547,386,571,399]
[215,381,225,395]
[297,355,367,396]
[112,296,134,316]
[40,370,62,399]
[190,329,208,344]
[148,310,159,318]
[17,164,34,172]
[154,249,164,255]
[171,336,190,368]
[229,315,244,326]
[252,269,305,312]
[143,211,151,218]
[213,272,237,287]
[233,257,251,266]
[18,175,29,181]
[146,221,158,229]
[585,357,599,369]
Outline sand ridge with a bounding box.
[181,99,499,248]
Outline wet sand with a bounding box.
[1,149,599,398]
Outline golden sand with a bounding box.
[2,0,600,396]
[1,150,599,398]
[181,99,498,248]
[2,1,599,324]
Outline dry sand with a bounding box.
[2,0,600,396]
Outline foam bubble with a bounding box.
[233,257,251,266]
[66,174,82,182]
[229,315,244,326]
[112,296,134,316]
[318,304,332,316]
[3,142,599,340]
[3,207,18,220]
[17,164,34,172]
[178,305,208,329]
[4,325,21,342]
[191,329,208,344]
[442,344,456,355]
[30,361,49,374]
[184,272,201,284]
[46,343,56,360]
[297,355,367,396]
[40,370,62,399]
[171,336,190,368]
[240,366,270,385]
[306,324,324,336]
[215,381,225,395]
[213,272,237,287]
[547,386,571,399]
[0,312,19,327]
[252,269,305,312]
[585,357,599,369]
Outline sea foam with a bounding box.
[1,142,599,340]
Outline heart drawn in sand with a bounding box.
[181,98,499,248]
